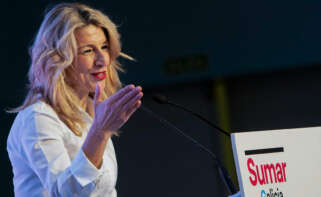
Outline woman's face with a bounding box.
[69,24,111,97]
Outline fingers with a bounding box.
[92,84,143,133]
[107,84,135,104]
[94,83,105,105]
[114,86,142,109]
[109,85,143,124]
[122,90,143,113]
[126,99,142,118]
[93,83,102,106]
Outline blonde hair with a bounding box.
[11,3,132,136]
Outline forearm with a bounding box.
[82,127,112,169]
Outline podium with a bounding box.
[231,127,321,196]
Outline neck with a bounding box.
[79,96,88,111]
[75,88,89,111]
[76,89,95,117]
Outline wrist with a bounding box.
[89,125,112,141]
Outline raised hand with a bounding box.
[91,83,143,134]
[82,83,143,168]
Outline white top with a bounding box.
[7,100,118,197]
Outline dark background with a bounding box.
[2,0,321,196]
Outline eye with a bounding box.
[102,45,109,50]
[79,47,94,55]
[83,49,93,54]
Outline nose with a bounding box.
[94,49,106,68]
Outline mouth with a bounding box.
[91,71,106,81]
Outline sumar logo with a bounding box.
[247,158,287,186]
[244,147,287,196]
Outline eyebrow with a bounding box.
[78,41,108,49]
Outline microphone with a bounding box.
[152,94,168,104]
[152,94,231,137]
[140,104,238,195]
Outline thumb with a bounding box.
[93,83,103,106]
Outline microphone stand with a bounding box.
[151,94,238,195]
[167,101,230,137]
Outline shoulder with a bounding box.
[22,100,57,117]
[7,100,66,154]
[20,100,62,122]
[10,100,66,140]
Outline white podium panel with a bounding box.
[231,127,321,197]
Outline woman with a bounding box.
[7,3,142,197]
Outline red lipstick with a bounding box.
[91,71,106,80]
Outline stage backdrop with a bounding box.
[3,0,321,92]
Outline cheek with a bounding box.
[105,53,111,66]
[75,56,93,72]
[72,57,95,89]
